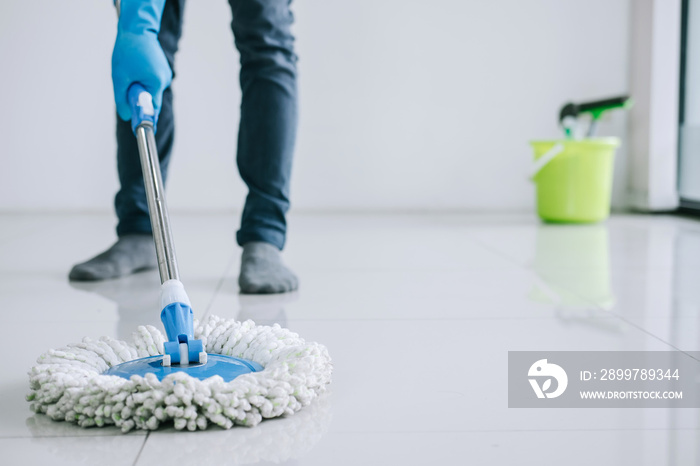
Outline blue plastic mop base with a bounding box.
[103,353,264,382]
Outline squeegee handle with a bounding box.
[578,95,631,117]
[129,83,180,284]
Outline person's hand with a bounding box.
[111,0,171,124]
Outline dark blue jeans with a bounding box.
[115,0,297,250]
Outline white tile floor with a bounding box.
[2,212,700,465]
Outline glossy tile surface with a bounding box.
[2,213,700,465]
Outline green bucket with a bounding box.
[529,138,619,223]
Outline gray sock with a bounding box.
[239,241,298,294]
[69,234,157,281]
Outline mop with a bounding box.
[26,84,332,432]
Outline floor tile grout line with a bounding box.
[326,427,700,434]
[533,271,700,362]
[465,232,537,272]
[132,431,150,466]
[200,251,237,320]
[3,426,700,441]
[467,227,700,360]
[603,314,700,363]
[2,316,629,324]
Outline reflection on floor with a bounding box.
[1,213,700,465]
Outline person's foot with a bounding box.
[238,241,298,294]
[69,234,157,281]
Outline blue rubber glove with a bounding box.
[111,0,171,126]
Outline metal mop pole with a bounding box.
[134,122,180,284]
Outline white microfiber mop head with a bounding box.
[27,315,332,432]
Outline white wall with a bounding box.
[0,0,630,213]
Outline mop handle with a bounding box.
[128,83,180,284]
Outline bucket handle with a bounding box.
[529,143,564,180]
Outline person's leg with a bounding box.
[230,0,299,294]
[70,0,186,281]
